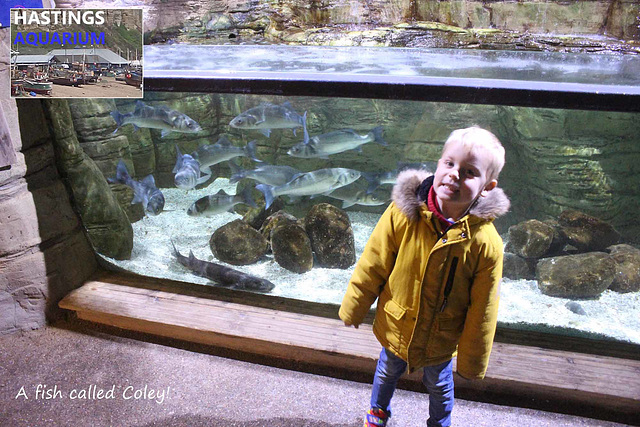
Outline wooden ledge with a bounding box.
[59,271,640,424]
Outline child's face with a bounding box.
[433,140,497,220]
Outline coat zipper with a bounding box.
[439,256,459,312]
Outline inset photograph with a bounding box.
[10,8,142,98]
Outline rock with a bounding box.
[209,219,268,265]
[502,252,534,280]
[304,203,355,269]
[565,301,587,316]
[607,244,640,293]
[271,223,314,274]
[558,210,621,252]
[259,211,299,251]
[536,252,617,298]
[206,13,234,31]
[44,100,133,260]
[242,188,285,229]
[507,219,559,259]
[109,184,145,223]
[67,99,133,176]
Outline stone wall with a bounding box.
[0,32,97,335]
[143,0,639,52]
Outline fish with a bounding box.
[326,182,390,208]
[171,241,275,292]
[362,161,436,193]
[108,159,165,215]
[173,145,211,190]
[255,168,361,209]
[229,102,308,138]
[111,100,202,137]
[287,126,387,159]
[192,137,261,176]
[228,159,300,186]
[187,187,257,217]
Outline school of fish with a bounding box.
[108,100,416,291]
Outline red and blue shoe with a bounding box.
[364,407,389,427]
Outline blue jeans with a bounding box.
[370,347,454,427]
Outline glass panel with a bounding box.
[85,91,640,345]
[145,45,640,94]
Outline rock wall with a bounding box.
[143,0,639,52]
[44,99,134,260]
[0,31,97,335]
[498,106,640,242]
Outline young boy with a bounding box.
[339,126,510,427]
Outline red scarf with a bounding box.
[427,186,455,230]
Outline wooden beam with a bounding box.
[59,272,640,423]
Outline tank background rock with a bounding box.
[210,218,268,265]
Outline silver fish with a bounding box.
[255,168,361,209]
[173,145,211,190]
[229,102,307,138]
[187,187,257,217]
[108,159,165,216]
[111,100,202,137]
[192,137,261,175]
[171,242,275,292]
[327,182,390,209]
[362,161,436,193]
[288,127,387,159]
[228,159,300,186]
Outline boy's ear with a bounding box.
[481,179,498,196]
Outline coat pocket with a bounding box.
[383,297,406,321]
[374,293,408,351]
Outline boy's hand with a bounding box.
[343,321,359,329]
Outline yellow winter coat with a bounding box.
[339,169,510,379]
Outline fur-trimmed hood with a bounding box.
[391,169,510,222]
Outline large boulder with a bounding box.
[507,219,560,259]
[607,244,640,293]
[304,203,355,269]
[271,223,314,274]
[536,252,617,298]
[209,219,268,265]
[558,210,620,252]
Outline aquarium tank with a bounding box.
[46,0,640,347]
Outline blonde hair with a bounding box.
[442,126,505,182]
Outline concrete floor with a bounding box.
[0,320,631,427]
